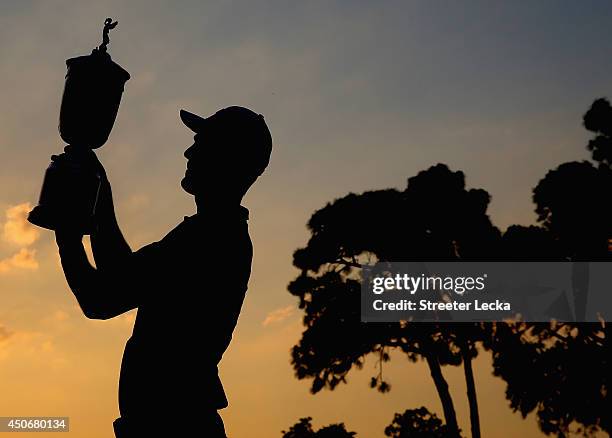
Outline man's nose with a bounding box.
[184,144,196,159]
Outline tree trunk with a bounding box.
[425,352,461,437]
[462,343,481,438]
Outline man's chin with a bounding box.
[181,177,195,195]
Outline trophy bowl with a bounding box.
[28,19,130,234]
[59,51,130,149]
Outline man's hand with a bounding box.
[94,172,116,225]
[50,147,115,226]
[65,147,115,226]
[80,149,133,270]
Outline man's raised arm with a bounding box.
[55,166,144,320]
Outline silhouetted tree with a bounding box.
[583,97,612,166]
[317,425,357,438]
[533,161,612,260]
[290,164,501,438]
[501,225,562,260]
[282,417,357,438]
[384,407,459,438]
[481,99,610,436]
[289,99,609,438]
[483,320,607,436]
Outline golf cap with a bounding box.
[180,106,272,175]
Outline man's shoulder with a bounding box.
[132,218,190,254]
[158,216,196,241]
[140,210,252,255]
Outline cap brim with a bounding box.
[180,109,207,133]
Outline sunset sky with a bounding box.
[1,1,612,437]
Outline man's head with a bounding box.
[180,106,272,202]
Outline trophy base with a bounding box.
[27,204,94,235]
[29,146,102,236]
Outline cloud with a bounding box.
[0,248,39,274]
[2,203,40,246]
[262,305,296,327]
[0,203,40,274]
[0,328,63,367]
[50,310,69,322]
[123,194,151,211]
[0,325,13,343]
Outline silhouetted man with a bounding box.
[55,106,272,437]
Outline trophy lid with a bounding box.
[65,18,130,83]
